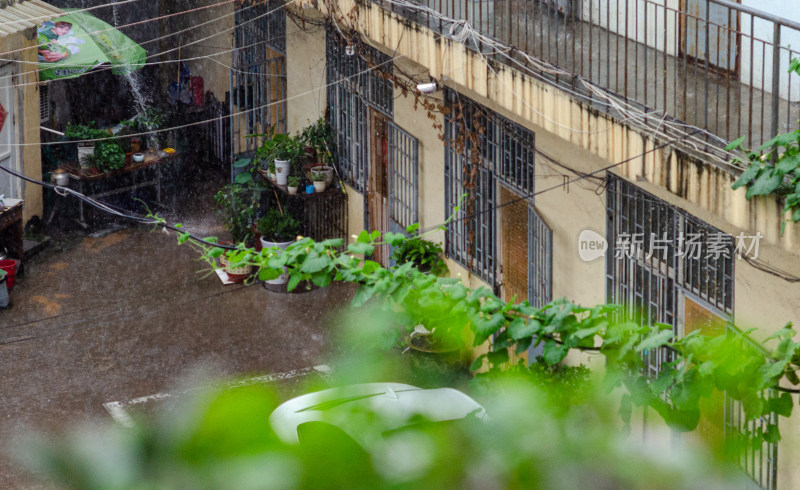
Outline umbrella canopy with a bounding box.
[37,9,146,81]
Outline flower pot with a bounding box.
[305,184,315,194]
[77,145,94,170]
[287,186,298,195]
[274,159,291,185]
[260,237,294,285]
[219,253,253,282]
[313,181,326,193]
[310,165,334,186]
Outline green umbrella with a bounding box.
[37,9,146,81]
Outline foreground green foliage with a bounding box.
[167,221,800,446]
[19,369,739,489]
[727,60,800,232]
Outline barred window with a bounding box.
[387,121,419,228]
[326,29,393,117]
[444,89,536,286]
[326,29,393,192]
[232,0,287,152]
[528,206,552,309]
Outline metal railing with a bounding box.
[371,0,800,149]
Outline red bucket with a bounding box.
[0,259,18,290]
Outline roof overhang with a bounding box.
[0,0,64,38]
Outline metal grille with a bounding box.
[725,394,779,490]
[444,89,496,286]
[328,84,369,193]
[205,96,230,168]
[326,29,393,117]
[444,89,537,286]
[678,214,735,314]
[528,206,552,308]
[371,0,800,150]
[39,83,49,123]
[387,121,419,228]
[231,0,287,166]
[606,174,734,375]
[500,118,535,195]
[326,29,394,192]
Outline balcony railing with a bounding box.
[371,0,800,151]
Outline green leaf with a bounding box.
[725,136,746,151]
[233,158,252,168]
[542,340,568,365]
[286,273,302,292]
[769,392,794,418]
[487,348,509,366]
[311,271,332,288]
[209,247,224,258]
[234,172,253,184]
[384,232,406,246]
[745,171,783,199]
[508,317,541,340]
[635,329,674,353]
[348,242,374,255]
[759,130,799,151]
[764,423,781,443]
[775,153,800,176]
[300,255,328,274]
[732,162,761,190]
[406,223,420,233]
[473,313,505,345]
[470,354,486,371]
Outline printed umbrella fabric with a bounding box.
[37,9,146,81]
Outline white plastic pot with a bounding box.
[260,237,294,285]
[274,159,291,186]
[313,181,326,193]
[287,186,298,195]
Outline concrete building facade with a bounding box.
[224,0,800,487]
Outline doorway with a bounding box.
[368,109,390,266]
[0,63,18,199]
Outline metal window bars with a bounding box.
[725,393,779,490]
[231,0,287,164]
[369,0,800,152]
[387,121,419,229]
[444,89,536,286]
[528,206,552,309]
[326,29,394,192]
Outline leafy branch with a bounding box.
[172,223,799,444]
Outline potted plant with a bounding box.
[266,161,277,182]
[64,122,113,170]
[250,129,306,186]
[122,107,166,150]
[312,171,327,193]
[310,165,334,186]
[390,236,448,276]
[300,118,334,167]
[214,184,258,245]
[214,183,259,280]
[287,176,300,195]
[257,208,301,285]
[89,140,126,173]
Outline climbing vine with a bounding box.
[728,60,800,233]
[160,216,800,445]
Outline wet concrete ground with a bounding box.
[0,170,353,487]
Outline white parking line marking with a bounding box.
[103,365,331,428]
